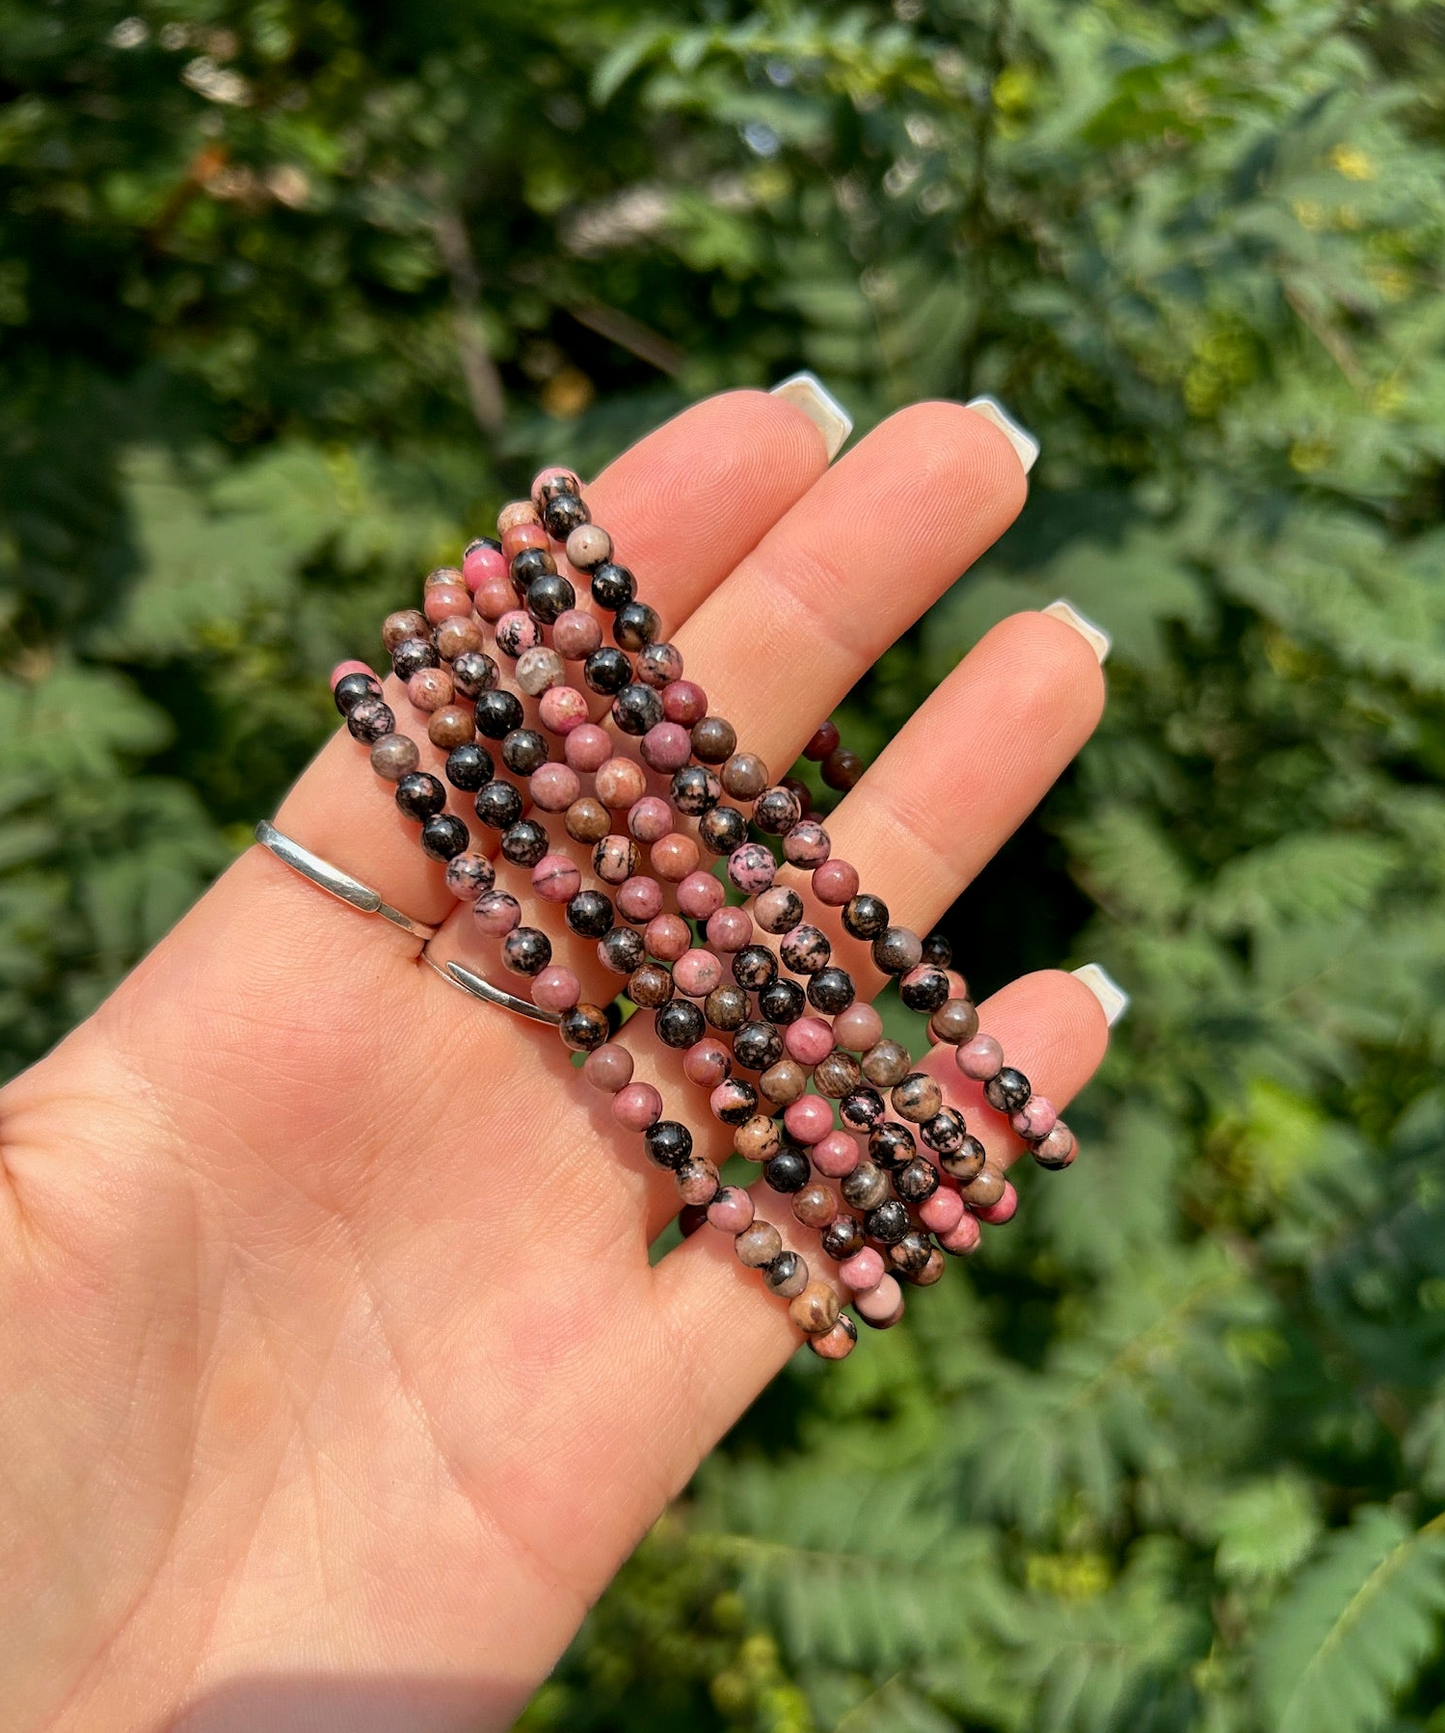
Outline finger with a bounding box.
[646,968,1109,1446]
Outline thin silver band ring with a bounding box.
[253,819,440,943]
[419,950,564,1026]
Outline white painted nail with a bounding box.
[1072,964,1129,1027]
[1043,599,1111,665]
[770,372,853,461]
[964,394,1040,474]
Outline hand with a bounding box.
[0,391,1109,1732]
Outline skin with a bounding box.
[0,392,1109,1733]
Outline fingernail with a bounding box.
[770,372,853,461]
[964,395,1040,475]
[1043,599,1111,665]
[1072,964,1129,1027]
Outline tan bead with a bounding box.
[565,523,612,570]
[905,1247,947,1287]
[792,1183,837,1230]
[383,608,430,652]
[407,666,454,712]
[516,647,565,695]
[892,1072,943,1124]
[425,565,465,590]
[596,756,647,810]
[861,1039,911,1088]
[930,997,979,1045]
[565,797,610,844]
[734,1115,781,1162]
[814,1051,862,1099]
[497,499,540,533]
[628,963,674,1009]
[757,1059,806,1107]
[789,1280,841,1335]
[735,1221,783,1268]
[720,752,769,800]
[960,1164,1006,1208]
[435,615,484,662]
[427,705,475,749]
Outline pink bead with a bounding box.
[651,832,700,883]
[956,1035,1004,1081]
[809,1319,858,1360]
[617,875,665,923]
[645,914,692,962]
[661,679,708,724]
[839,1247,885,1291]
[812,858,859,906]
[974,1182,1018,1225]
[407,667,454,711]
[782,821,831,867]
[707,1186,755,1234]
[538,686,589,735]
[612,1082,663,1132]
[596,756,647,810]
[684,1039,732,1088]
[918,1184,965,1235]
[833,1003,883,1052]
[474,574,515,621]
[1011,1096,1058,1140]
[462,543,507,593]
[812,1130,861,1178]
[473,891,521,936]
[706,906,753,952]
[627,796,674,843]
[640,722,693,772]
[532,853,582,903]
[677,1158,721,1206]
[938,1213,982,1255]
[674,948,723,997]
[552,609,602,660]
[784,1017,834,1067]
[330,658,374,688]
[727,843,776,895]
[583,1043,633,1093]
[497,609,543,655]
[783,1094,833,1145]
[530,762,581,812]
[854,1274,903,1321]
[565,724,613,773]
[677,871,725,920]
[1034,1123,1077,1169]
[423,584,472,623]
[531,965,581,1012]
[501,518,546,558]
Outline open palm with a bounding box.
[0,391,1109,1733]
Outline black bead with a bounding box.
[451,650,499,698]
[764,1249,805,1294]
[583,646,631,696]
[474,690,525,739]
[842,893,889,940]
[807,967,855,1014]
[758,979,805,1025]
[865,1200,910,1245]
[895,1156,940,1204]
[821,1215,865,1262]
[655,999,705,1049]
[501,820,549,868]
[698,805,748,855]
[510,546,556,589]
[921,1107,967,1156]
[501,729,549,776]
[613,600,661,650]
[671,765,722,817]
[345,697,396,743]
[840,1088,885,1132]
[391,637,439,680]
[526,571,575,625]
[940,1134,987,1181]
[611,683,664,736]
[590,561,636,611]
[984,1067,1032,1113]
[841,1161,890,1211]
[733,945,778,991]
[732,1020,784,1071]
[888,1230,933,1274]
[599,925,646,974]
[764,1149,810,1194]
[333,670,382,714]
[445,743,494,792]
[395,771,447,820]
[872,926,922,976]
[474,780,524,830]
[501,925,552,975]
[921,932,953,969]
[559,1004,609,1052]
[900,965,951,1013]
[566,890,614,939]
[714,1078,758,1124]
[644,1120,693,1170]
[420,814,470,861]
[753,786,802,835]
[704,985,750,1032]
[542,491,589,538]
[869,1121,917,1171]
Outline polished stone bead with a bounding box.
[501,925,551,975]
[710,1078,758,1125]
[918,1184,965,1236]
[420,814,470,861]
[496,611,542,659]
[956,1034,1004,1081]
[612,683,664,736]
[527,852,580,903]
[821,1213,866,1262]
[592,757,645,812]
[902,1246,947,1287]
[651,833,701,883]
[565,796,612,845]
[564,523,611,572]
[527,572,576,625]
[734,1114,782,1162]
[803,720,840,761]
[792,1183,837,1230]
[677,871,725,920]
[727,843,777,895]
[346,696,397,743]
[590,561,635,611]
[781,1095,832,1149]
[764,1250,809,1299]
[474,574,514,621]
[473,780,524,830]
[582,652,632,708]
[675,1154,722,1207]
[960,1164,1007,1208]
[754,785,802,835]
[920,1107,968,1157]
[821,745,865,791]
[532,965,581,1013]
[370,733,420,782]
[765,1149,810,1194]
[382,608,431,652]
[639,912,687,961]
[391,637,439,681]
[530,466,582,511]
[474,890,521,936]
[783,1017,835,1068]
[840,1087,886,1133]
[529,762,581,814]
[655,999,706,1049]
[813,1051,862,1099]
[974,1184,1018,1225]
[613,1082,663,1131]
[628,962,674,1009]
[617,875,665,924]
[1033,1122,1077,1170]
[840,894,887,941]
[451,649,499,699]
[690,715,737,764]
[613,600,660,650]
[920,931,952,969]
[396,771,447,819]
[598,926,646,974]
[839,1248,885,1292]
[895,1157,940,1205]
[888,1231,934,1275]
[670,764,722,816]
[755,1059,804,1108]
[706,906,753,953]
[892,1072,943,1123]
[583,1042,633,1093]
[930,998,980,1046]
[444,852,495,902]
[622,795,671,843]
[869,1121,916,1171]
[542,490,589,540]
[636,641,683,688]
[698,804,748,855]
[900,965,951,1013]
[984,1067,1031,1114]
[840,1161,890,1212]
[789,1280,840,1335]
[498,729,546,777]
[833,1003,884,1052]
[443,743,492,793]
[860,1039,911,1088]
[499,499,542,537]
[435,615,485,663]
[733,1020,785,1072]
[661,679,708,725]
[510,545,556,589]
[865,1200,910,1245]
[335,669,384,714]
[644,1119,693,1170]
[423,583,471,624]
[560,890,610,941]
[871,926,923,976]
[939,1134,986,1183]
[735,1221,784,1268]
[640,722,693,773]
[552,609,603,663]
[732,945,778,991]
[685,1039,733,1089]
[855,1273,905,1326]
[704,985,749,1032]
[754,887,803,936]
[707,1186,754,1234]
[560,1002,610,1052]
[757,979,805,1026]
[592,834,640,884]
[474,690,525,740]
[719,752,768,800]
[427,706,475,751]
[807,967,855,1015]
[516,647,566,697]
[811,858,860,907]
[1011,1095,1058,1141]
[782,820,831,869]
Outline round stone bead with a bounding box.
[539,686,590,736]
[960,1164,1007,1208]
[782,821,831,868]
[532,966,582,1013]
[892,1072,944,1124]
[474,575,514,621]
[764,1251,809,1299]
[956,1034,1004,1081]
[732,945,778,991]
[706,906,753,953]
[741,1060,796,1110]
[840,1161,890,1212]
[423,584,471,625]
[427,707,475,751]
[496,611,542,659]
[565,799,611,846]
[566,890,614,939]
[1033,1122,1077,1170]
[516,647,566,697]
[442,743,493,794]
[655,999,706,1049]
[637,641,683,688]
[346,696,397,744]
[754,785,802,834]
[530,762,581,812]
[651,833,700,883]
[613,600,661,650]
[369,733,420,782]
[709,1078,758,1125]
[662,679,708,724]
[840,1088,886,1133]
[871,926,923,976]
[855,1274,905,1325]
[644,1120,693,1170]
[888,1232,934,1276]
[783,1017,834,1068]
[499,498,542,534]
[501,729,549,777]
[474,690,525,740]
[675,948,724,997]
[921,1107,968,1157]
[474,781,524,831]
[598,926,646,974]
[640,722,693,773]
[861,1039,911,1089]
[984,1067,1032,1114]
[530,467,582,511]
[813,1051,862,1099]
[526,573,576,625]
[807,968,855,1015]
[974,1183,1019,1225]
[671,765,723,817]
[628,963,674,1010]
[542,490,589,540]
[451,650,499,698]
[734,1115,781,1163]
[764,1149,810,1194]
[733,1020,785,1072]
[334,668,384,714]
[501,926,552,975]
[821,1213,866,1263]
[462,540,505,591]
[869,1122,916,1171]
[565,522,611,571]
[685,1039,733,1089]
[596,757,647,812]
[792,1183,837,1229]
[613,1082,663,1131]
[507,540,553,583]
[939,1134,986,1183]
[698,806,749,857]
[753,888,802,936]
[728,843,777,896]
[553,608,603,660]
[420,814,470,860]
[590,562,636,611]
[391,637,440,681]
[707,1186,755,1233]
[531,853,581,904]
[583,645,631,696]
[624,795,672,844]
[474,890,521,936]
[390,772,443,831]
[931,998,980,1046]
[838,1248,885,1292]
[939,1213,982,1256]
[1012,1095,1058,1141]
[830,1004,882,1054]
[803,720,840,761]
[691,715,737,764]
[758,979,806,1026]
[789,1281,840,1336]
[675,1156,722,1207]
[444,852,495,902]
[864,1200,910,1245]
[809,1313,859,1361]
[918,1184,966,1236]
[895,1156,940,1205]
[720,752,768,800]
[735,1222,784,1269]
[382,609,430,652]
[584,1043,633,1093]
[784,1094,834,1146]
[593,835,640,884]
[612,683,664,736]
[643,913,691,961]
[821,746,865,792]
[811,858,860,906]
[900,965,951,1013]
[617,876,665,924]
[677,872,725,921]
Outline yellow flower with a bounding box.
[1330,143,1376,181]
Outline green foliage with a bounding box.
[5,0,1445,1727]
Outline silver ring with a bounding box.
[253,819,439,942]
[420,948,564,1026]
